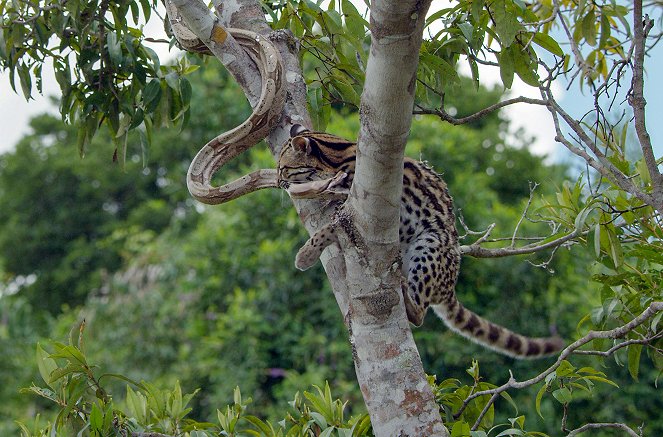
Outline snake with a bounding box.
[184,27,286,205]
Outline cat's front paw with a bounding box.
[294,224,337,271]
[295,244,321,270]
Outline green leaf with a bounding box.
[512,48,539,87]
[451,420,471,437]
[582,11,597,46]
[17,63,32,100]
[492,1,520,47]
[165,71,179,91]
[499,47,515,89]
[552,387,572,404]
[48,363,83,383]
[329,75,360,106]
[593,224,601,258]
[36,344,58,389]
[420,53,459,85]
[90,402,103,430]
[341,0,366,40]
[532,32,563,57]
[244,415,272,434]
[605,226,623,268]
[583,375,619,388]
[535,383,547,418]
[180,77,192,107]
[142,79,162,111]
[322,10,343,34]
[139,0,152,22]
[471,0,484,20]
[459,22,474,43]
[495,428,526,437]
[50,343,88,366]
[628,344,642,381]
[107,32,122,67]
[555,360,576,377]
[0,27,7,58]
[599,10,611,48]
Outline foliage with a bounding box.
[1,57,660,433]
[262,0,639,128]
[1,0,662,434]
[19,323,372,436]
[0,0,196,159]
[20,326,634,437]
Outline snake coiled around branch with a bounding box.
[185,28,286,205]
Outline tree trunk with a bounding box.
[168,0,448,434]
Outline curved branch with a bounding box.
[460,229,581,258]
[573,332,663,357]
[566,422,641,437]
[414,96,549,125]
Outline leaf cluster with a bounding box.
[0,0,197,161]
[21,325,373,437]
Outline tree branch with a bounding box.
[629,1,663,210]
[573,331,663,357]
[540,86,659,210]
[460,228,581,258]
[336,0,449,435]
[454,301,663,419]
[413,96,549,125]
[566,422,641,437]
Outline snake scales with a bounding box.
[184,27,286,205]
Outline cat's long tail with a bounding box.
[431,298,564,359]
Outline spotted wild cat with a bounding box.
[277,125,564,358]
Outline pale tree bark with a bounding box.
[340,0,449,435]
[166,0,448,435]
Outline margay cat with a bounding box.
[278,125,564,358]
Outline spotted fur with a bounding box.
[278,126,564,358]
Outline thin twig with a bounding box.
[511,182,539,248]
[414,96,549,125]
[460,228,580,258]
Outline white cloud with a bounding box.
[0,67,58,153]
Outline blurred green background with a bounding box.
[1,61,660,435]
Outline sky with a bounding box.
[1,3,661,163]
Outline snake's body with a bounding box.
[185,28,286,205]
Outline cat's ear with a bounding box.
[290,124,309,137]
[291,136,312,155]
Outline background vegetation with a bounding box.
[1,57,660,436]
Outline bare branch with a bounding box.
[414,96,549,125]
[540,86,658,210]
[460,228,580,258]
[566,422,641,437]
[573,331,663,357]
[131,432,173,437]
[555,1,594,81]
[629,1,663,209]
